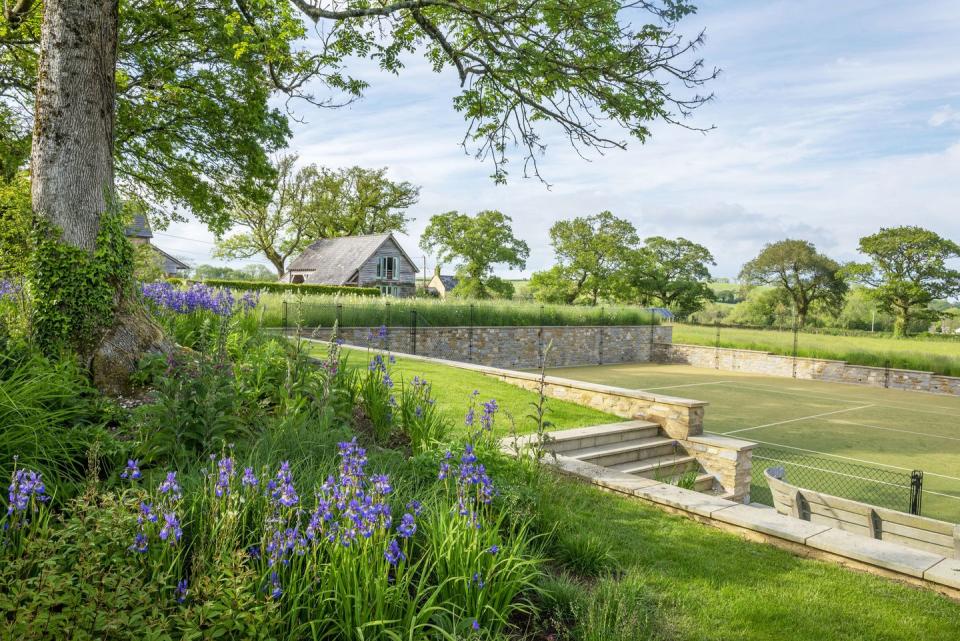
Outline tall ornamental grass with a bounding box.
[258,293,660,328]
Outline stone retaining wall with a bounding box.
[657,342,960,396]
[300,325,671,369]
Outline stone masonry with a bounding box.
[301,325,671,369]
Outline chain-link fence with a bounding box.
[751,446,923,515]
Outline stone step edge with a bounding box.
[566,436,677,460]
[501,444,960,600]
[609,454,698,475]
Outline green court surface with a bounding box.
[546,363,960,523]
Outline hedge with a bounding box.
[164,277,380,297]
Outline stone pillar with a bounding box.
[682,434,756,503]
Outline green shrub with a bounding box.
[396,374,450,454]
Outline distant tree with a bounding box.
[739,239,847,326]
[132,245,166,283]
[420,211,529,299]
[845,226,960,337]
[193,264,276,281]
[304,167,419,239]
[0,173,32,277]
[216,156,418,277]
[528,266,580,304]
[531,212,638,305]
[621,236,715,317]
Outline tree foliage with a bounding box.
[530,211,637,304]
[0,172,32,277]
[621,236,715,316]
[845,226,960,337]
[420,210,529,299]
[739,239,847,326]
[214,155,418,276]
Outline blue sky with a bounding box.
[160,0,960,279]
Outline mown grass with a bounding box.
[529,470,960,641]
[302,340,618,435]
[260,294,659,329]
[672,323,960,376]
[292,340,960,638]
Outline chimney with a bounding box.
[434,265,441,277]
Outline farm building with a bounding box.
[427,267,459,299]
[124,214,190,277]
[283,233,419,297]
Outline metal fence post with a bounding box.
[791,309,800,378]
[281,300,288,333]
[385,301,391,351]
[714,320,721,370]
[336,303,343,331]
[884,359,891,388]
[598,306,604,365]
[909,471,923,515]
[538,305,545,368]
[468,303,474,362]
[410,310,417,356]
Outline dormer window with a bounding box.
[376,256,398,281]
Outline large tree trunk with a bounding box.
[32,0,118,248]
[31,0,171,394]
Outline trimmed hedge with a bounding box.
[164,277,380,297]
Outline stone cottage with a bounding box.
[125,214,190,277]
[427,267,459,299]
[283,233,419,297]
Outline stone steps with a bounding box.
[547,420,717,493]
[568,437,679,467]
[546,420,661,454]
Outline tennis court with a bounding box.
[546,363,960,523]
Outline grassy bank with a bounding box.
[672,323,960,376]
[260,294,659,328]
[303,339,617,435]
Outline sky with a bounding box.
[157,0,960,280]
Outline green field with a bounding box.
[261,294,658,328]
[672,322,960,376]
[546,362,960,523]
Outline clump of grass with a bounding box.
[571,571,659,641]
[551,530,616,577]
[258,293,660,329]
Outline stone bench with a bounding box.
[764,467,960,559]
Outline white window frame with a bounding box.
[379,285,398,297]
[376,256,398,281]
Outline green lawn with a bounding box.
[547,362,960,523]
[672,322,960,376]
[303,340,619,436]
[533,471,960,641]
[300,340,960,638]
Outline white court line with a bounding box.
[638,381,734,391]
[719,382,960,418]
[719,435,960,483]
[833,420,960,442]
[725,405,874,434]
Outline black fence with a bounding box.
[751,446,923,516]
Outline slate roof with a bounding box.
[152,246,190,273]
[125,214,153,239]
[285,233,418,285]
[646,307,675,320]
[437,275,458,291]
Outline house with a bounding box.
[124,214,191,277]
[427,267,459,299]
[646,307,675,321]
[283,233,419,297]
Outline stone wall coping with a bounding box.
[525,445,960,597]
[304,337,709,409]
[668,341,942,376]
[687,433,758,452]
[301,324,663,330]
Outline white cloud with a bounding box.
[163,0,960,281]
[929,106,960,127]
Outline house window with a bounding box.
[379,285,398,297]
[291,274,305,284]
[376,256,398,280]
